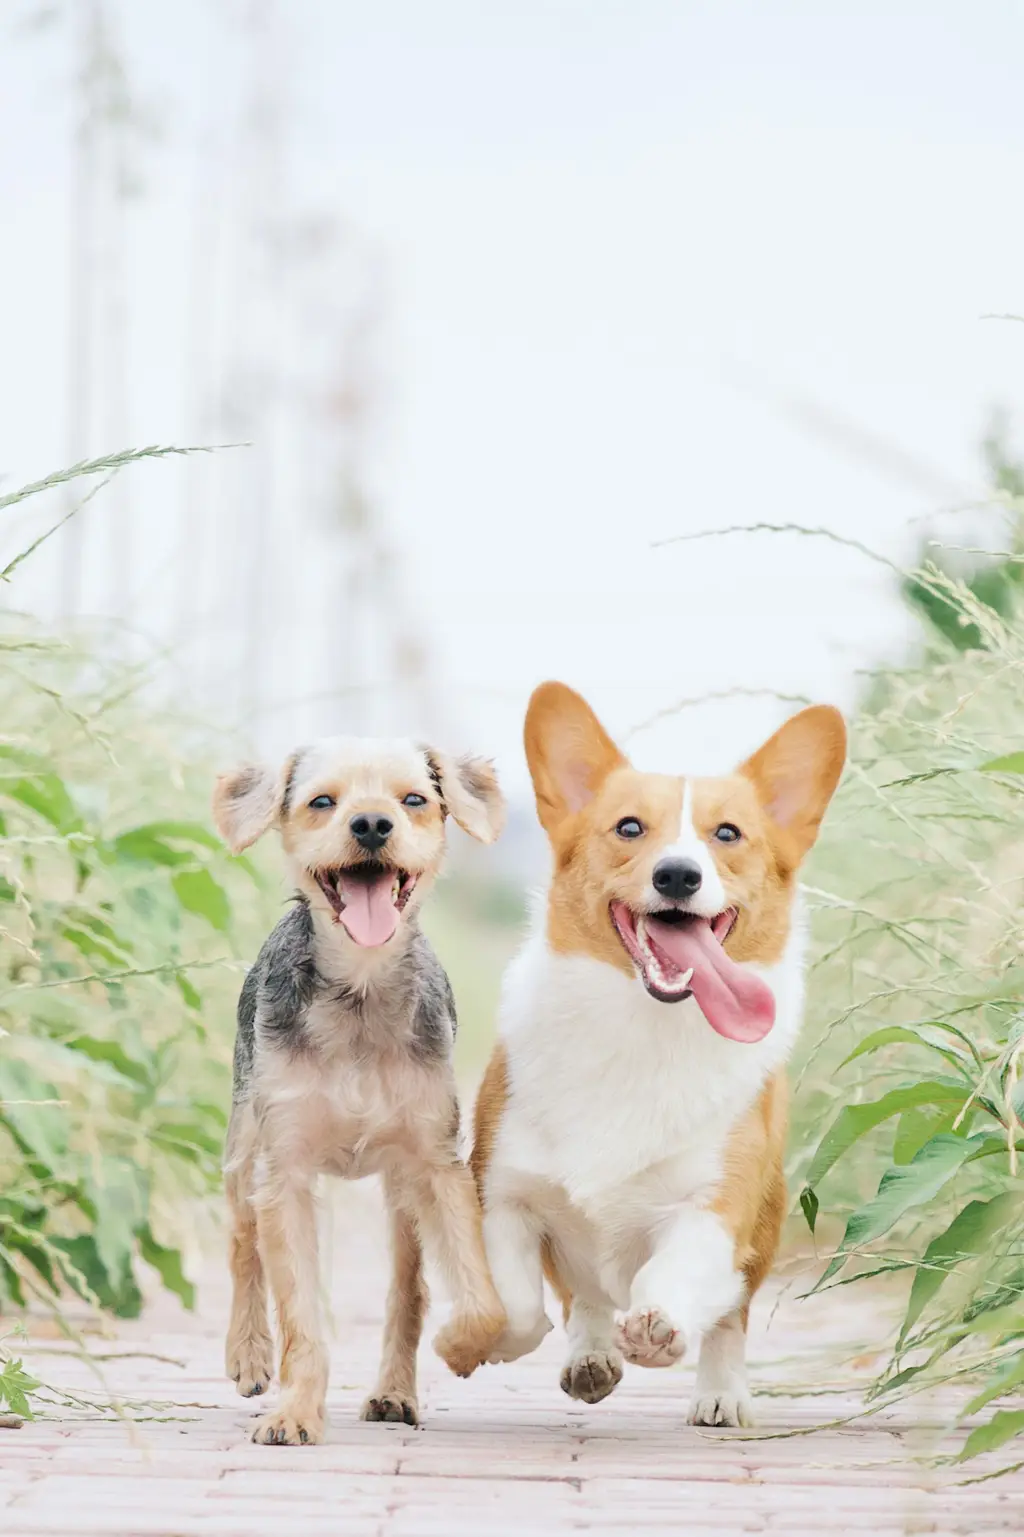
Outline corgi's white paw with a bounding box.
[616,1305,685,1369]
[687,1388,754,1428]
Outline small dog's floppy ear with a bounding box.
[739,705,846,866]
[212,758,295,854]
[426,751,506,845]
[524,681,627,837]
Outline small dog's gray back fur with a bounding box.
[232,898,456,1104]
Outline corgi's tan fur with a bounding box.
[461,683,844,1423]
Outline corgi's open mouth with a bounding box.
[314,863,418,947]
[609,901,776,1043]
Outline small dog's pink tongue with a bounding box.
[644,916,776,1043]
[336,871,399,947]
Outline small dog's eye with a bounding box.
[615,817,644,840]
[714,823,741,843]
[308,794,335,811]
[402,793,427,808]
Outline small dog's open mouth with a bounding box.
[314,863,419,948]
[609,901,776,1043]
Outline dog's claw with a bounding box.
[361,1393,419,1426]
[252,1408,323,1446]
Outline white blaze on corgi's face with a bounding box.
[524,684,846,1045]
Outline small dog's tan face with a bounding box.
[213,737,504,948]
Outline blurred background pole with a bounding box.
[61,0,101,623]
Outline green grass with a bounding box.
[781,565,1024,1471]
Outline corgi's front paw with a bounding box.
[688,1388,754,1428]
[616,1305,685,1369]
[560,1347,623,1404]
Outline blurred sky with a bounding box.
[2,0,1023,798]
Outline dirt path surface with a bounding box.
[4,1186,1021,1535]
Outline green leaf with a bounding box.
[816,1134,979,1288]
[139,1225,195,1310]
[59,909,134,965]
[175,973,202,1011]
[0,1058,67,1169]
[799,1185,819,1234]
[958,1409,1024,1462]
[804,1081,968,1190]
[4,772,83,835]
[62,1034,151,1087]
[980,752,1024,774]
[110,829,193,867]
[87,1160,145,1289]
[50,1233,143,1318]
[893,1105,958,1164]
[0,1357,41,1419]
[171,868,230,932]
[134,820,224,852]
[965,1352,1024,1417]
[899,1194,1018,1346]
[840,1024,971,1075]
[154,1120,222,1158]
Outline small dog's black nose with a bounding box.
[350,814,393,852]
[652,857,703,900]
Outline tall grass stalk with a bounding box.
[0,451,276,1421]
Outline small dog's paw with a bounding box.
[616,1306,685,1369]
[227,1333,274,1398]
[360,1393,418,1426]
[487,1312,553,1364]
[251,1406,324,1445]
[687,1389,754,1428]
[433,1308,507,1378]
[559,1349,623,1405]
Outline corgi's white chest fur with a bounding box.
[491,902,806,1236]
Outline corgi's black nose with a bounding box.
[652,857,702,900]
[350,814,393,851]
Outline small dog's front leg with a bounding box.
[361,1176,426,1426]
[417,1160,507,1378]
[252,1177,329,1445]
[224,1154,273,1399]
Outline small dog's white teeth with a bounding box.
[679,967,693,989]
[392,877,401,902]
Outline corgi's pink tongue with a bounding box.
[336,871,399,947]
[644,915,776,1043]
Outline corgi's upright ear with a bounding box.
[524,682,627,837]
[739,705,846,869]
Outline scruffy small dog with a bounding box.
[212,737,508,1445]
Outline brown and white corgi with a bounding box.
[461,682,845,1425]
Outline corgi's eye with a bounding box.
[402,793,427,808]
[308,794,335,811]
[615,817,644,839]
[714,823,741,843]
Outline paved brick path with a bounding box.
[4,1184,1022,1535]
